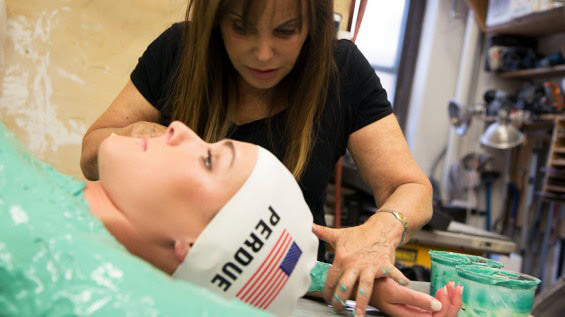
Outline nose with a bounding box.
[166,121,201,146]
[254,36,274,63]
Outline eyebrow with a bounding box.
[224,140,236,167]
[228,12,300,29]
[278,18,300,28]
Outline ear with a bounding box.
[174,239,195,263]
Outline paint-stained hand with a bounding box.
[312,223,409,316]
[127,121,167,138]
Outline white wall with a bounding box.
[0,0,5,65]
[0,0,186,179]
[405,0,467,178]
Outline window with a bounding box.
[354,0,410,105]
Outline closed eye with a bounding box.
[232,19,248,34]
[275,18,300,37]
[203,149,213,170]
[275,27,297,36]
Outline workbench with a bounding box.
[398,221,517,268]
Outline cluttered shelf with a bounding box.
[498,64,565,79]
[466,1,565,80]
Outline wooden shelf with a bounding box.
[486,7,565,36]
[498,65,565,79]
[536,114,565,121]
[550,159,565,166]
[466,1,565,36]
[545,118,565,194]
[545,185,565,193]
[553,147,565,154]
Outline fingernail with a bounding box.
[110,132,116,136]
[431,299,443,312]
[359,288,368,297]
[333,293,345,306]
[383,268,391,275]
[340,284,347,292]
[398,279,406,285]
[459,286,464,294]
[443,286,448,295]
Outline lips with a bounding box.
[247,67,279,79]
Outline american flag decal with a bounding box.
[236,229,302,309]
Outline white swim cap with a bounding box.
[173,147,318,316]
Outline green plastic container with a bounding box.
[429,250,503,296]
[456,265,540,317]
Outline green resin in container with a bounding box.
[429,250,503,296]
[456,265,540,317]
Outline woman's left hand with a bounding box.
[312,222,409,316]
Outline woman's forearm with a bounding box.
[367,182,433,247]
[80,126,130,180]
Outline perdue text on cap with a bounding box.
[210,206,280,292]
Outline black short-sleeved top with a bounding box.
[131,23,393,259]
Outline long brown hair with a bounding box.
[170,0,336,179]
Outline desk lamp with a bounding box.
[448,90,525,149]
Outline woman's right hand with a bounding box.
[81,80,162,180]
[126,121,167,138]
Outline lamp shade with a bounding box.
[480,121,524,149]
